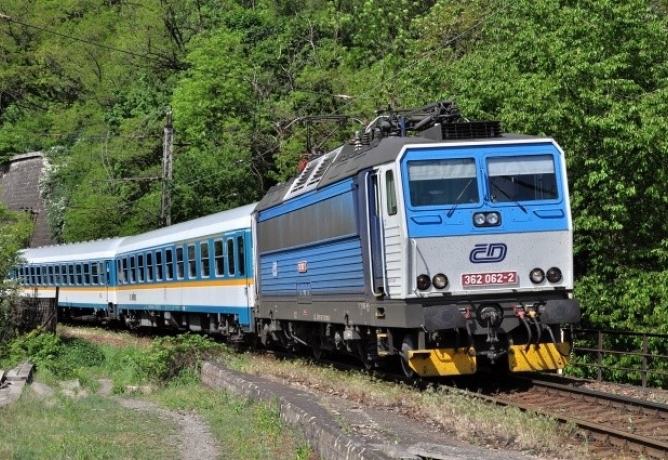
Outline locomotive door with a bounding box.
[366,171,385,296]
[367,166,401,298]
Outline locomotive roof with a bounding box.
[117,203,256,254]
[255,136,426,212]
[255,101,519,212]
[21,237,127,264]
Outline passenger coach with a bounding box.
[13,238,124,316]
[113,203,256,337]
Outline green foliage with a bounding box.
[0,203,33,343]
[3,330,105,379]
[127,333,224,383]
[4,0,668,350]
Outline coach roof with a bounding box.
[117,203,257,254]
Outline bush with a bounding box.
[4,330,105,379]
[128,333,224,384]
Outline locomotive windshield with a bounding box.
[487,155,558,202]
[408,158,479,206]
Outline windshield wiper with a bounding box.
[491,182,527,213]
[447,178,473,217]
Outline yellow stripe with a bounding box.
[20,278,253,293]
[116,278,252,291]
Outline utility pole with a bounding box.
[160,110,173,227]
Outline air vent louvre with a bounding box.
[441,121,502,140]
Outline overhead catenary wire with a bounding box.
[0,12,153,61]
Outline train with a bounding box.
[10,101,581,378]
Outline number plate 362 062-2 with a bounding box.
[461,271,518,287]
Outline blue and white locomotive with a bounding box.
[14,101,580,377]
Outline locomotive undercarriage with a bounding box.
[257,298,578,378]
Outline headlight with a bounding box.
[530,268,545,284]
[416,274,431,290]
[432,273,448,289]
[546,267,562,283]
[486,212,500,225]
[473,213,486,226]
[473,212,501,227]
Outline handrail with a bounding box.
[569,328,668,388]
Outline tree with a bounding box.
[409,0,668,329]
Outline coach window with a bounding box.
[227,239,235,276]
[386,171,398,215]
[84,263,91,285]
[187,244,197,278]
[130,256,136,284]
[137,254,145,283]
[121,258,128,284]
[117,260,124,284]
[237,236,245,276]
[47,265,53,285]
[200,242,210,278]
[76,264,83,285]
[146,252,154,282]
[91,263,99,285]
[214,240,224,276]
[156,250,163,281]
[176,246,185,279]
[166,248,174,280]
[68,264,75,285]
[61,265,68,285]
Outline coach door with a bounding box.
[226,231,252,321]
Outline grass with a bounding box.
[0,327,313,460]
[1,326,587,459]
[218,352,587,459]
[0,393,180,460]
[154,384,311,460]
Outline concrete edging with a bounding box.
[201,361,392,460]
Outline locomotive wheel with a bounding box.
[400,335,416,378]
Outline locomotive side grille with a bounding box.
[441,121,502,140]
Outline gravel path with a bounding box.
[96,379,219,460]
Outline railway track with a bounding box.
[473,374,668,459]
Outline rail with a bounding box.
[570,328,668,388]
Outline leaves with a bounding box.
[3,0,668,332]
